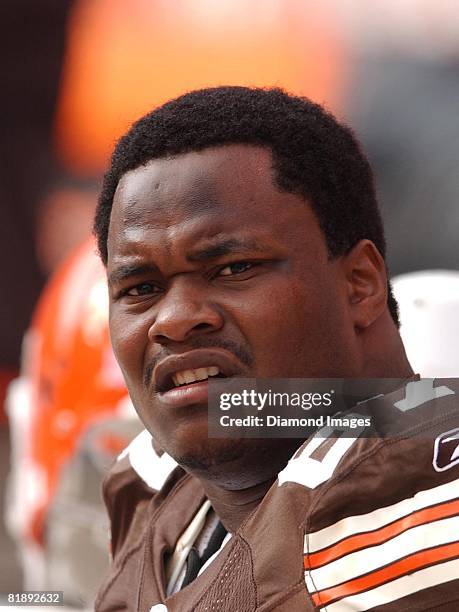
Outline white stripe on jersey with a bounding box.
[306,476,459,554]
[322,557,459,611]
[306,514,459,592]
[118,429,177,490]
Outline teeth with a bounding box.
[172,372,186,387]
[183,370,195,384]
[171,366,221,387]
[194,368,209,381]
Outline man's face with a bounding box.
[107,145,358,474]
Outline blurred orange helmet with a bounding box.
[10,236,128,545]
[55,0,347,175]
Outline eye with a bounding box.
[124,282,159,297]
[218,261,254,277]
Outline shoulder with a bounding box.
[103,429,180,558]
[277,378,459,611]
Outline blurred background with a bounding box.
[1,0,458,608]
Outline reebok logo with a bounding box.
[433,427,459,472]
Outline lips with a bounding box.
[153,348,243,394]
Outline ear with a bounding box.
[342,240,388,331]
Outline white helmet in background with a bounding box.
[392,270,459,377]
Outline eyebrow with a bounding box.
[108,263,159,287]
[108,238,267,286]
[187,238,265,262]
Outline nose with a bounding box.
[148,278,224,344]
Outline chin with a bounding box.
[171,435,296,490]
[172,436,249,472]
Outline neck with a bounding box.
[360,313,414,379]
[200,476,276,533]
[182,437,302,533]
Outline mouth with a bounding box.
[153,349,242,408]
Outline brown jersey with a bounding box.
[95,379,459,611]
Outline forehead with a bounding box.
[113,145,277,218]
[107,144,326,264]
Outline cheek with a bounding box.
[238,278,348,376]
[109,309,148,391]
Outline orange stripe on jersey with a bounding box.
[305,497,459,570]
[311,540,459,607]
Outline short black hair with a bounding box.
[94,86,399,326]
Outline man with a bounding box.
[93,87,459,610]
